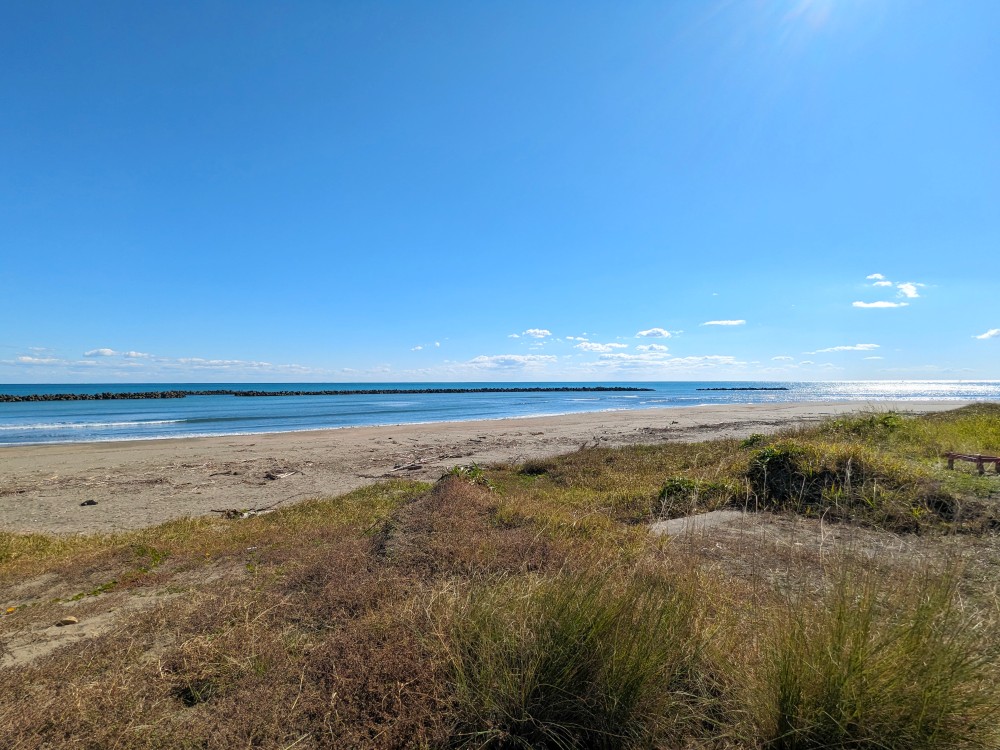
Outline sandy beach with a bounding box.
[0,401,967,534]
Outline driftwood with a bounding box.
[264,470,299,480]
[210,496,294,520]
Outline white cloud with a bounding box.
[799,360,814,365]
[522,329,551,339]
[853,301,909,308]
[507,333,520,338]
[811,344,880,353]
[467,354,557,369]
[83,348,151,358]
[434,341,441,347]
[866,273,885,280]
[864,356,883,360]
[635,327,671,338]
[411,345,423,351]
[575,342,628,353]
[873,280,893,287]
[975,328,1000,340]
[896,282,920,299]
[702,320,746,326]
[771,355,794,361]
[636,344,669,352]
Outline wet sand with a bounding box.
[0,401,966,534]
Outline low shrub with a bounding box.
[740,433,770,449]
[823,411,906,442]
[445,463,496,491]
[745,440,958,530]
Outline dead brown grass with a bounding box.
[0,477,568,749]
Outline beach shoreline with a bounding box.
[0,401,969,534]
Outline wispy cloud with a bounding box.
[14,355,62,364]
[467,354,557,369]
[771,355,794,361]
[635,327,671,338]
[896,282,921,299]
[636,344,668,352]
[975,328,1000,340]
[598,351,671,363]
[575,342,628,353]
[864,356,883,360]
[866,273,885,280]
[873,280,893,287]
[174,357,282,369]
[593,353,742,370]
[853,301,909,309]
[410,345,423,351]
[811,344,880,353]
[702,320,745,326]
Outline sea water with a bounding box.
[0,381,997,446]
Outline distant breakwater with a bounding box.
[696,387,789,391]
[0,386,654,403]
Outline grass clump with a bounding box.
[444,567,715,749]
[755,568,999,750]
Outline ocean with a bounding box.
[1,381,997,446]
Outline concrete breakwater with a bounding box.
[0,386,653,403]
[696,387,789,391]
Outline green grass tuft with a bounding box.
[756,568,999,750]
[444,568,715,749]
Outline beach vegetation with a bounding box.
[2,406,999,748]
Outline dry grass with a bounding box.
[2,405,999,748]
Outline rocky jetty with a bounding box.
[0,386,653,403]
[695,387,789,391]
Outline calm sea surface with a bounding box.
[1,381,997,446]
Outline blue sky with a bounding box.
[2,1,997,383]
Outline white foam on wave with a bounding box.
[0,419,184,431]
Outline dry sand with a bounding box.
[0,401,966,534]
